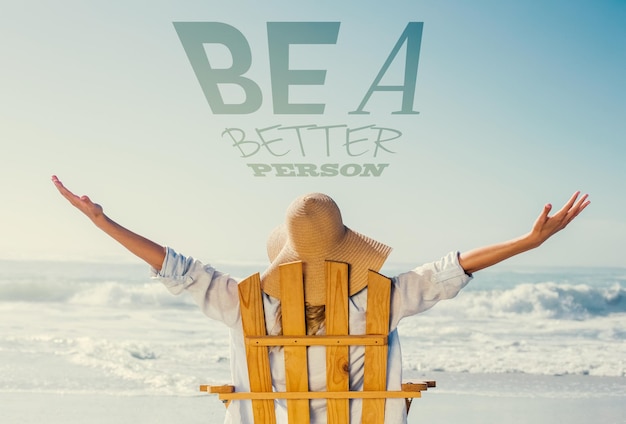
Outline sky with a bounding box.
[1,0,624,269]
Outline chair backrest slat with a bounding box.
[363,271,392,422]
[324,261,351,424]
[280,261,311,424]
[238,273,277,424]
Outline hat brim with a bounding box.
[261,225,391,306]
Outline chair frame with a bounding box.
[201,260,434,423]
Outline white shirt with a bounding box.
[152,248,471,423]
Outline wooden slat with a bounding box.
[401,382,429,391]
[246,334,387,347]
[202,385,234,393]
[402,382,434,414]
[325,261,350,424]
[202,385,235,409]
[201,383,430,395]
[238,273,276,424]
[202,381,434,414]
[279,262,310,424]
[363,270,392,422]
[213,390,423,401]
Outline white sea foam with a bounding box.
[3,266,624,320]
[431,282,626,320]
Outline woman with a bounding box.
[51,176,589,424]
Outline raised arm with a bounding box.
[458,191,590,275]
[51,175,166,270]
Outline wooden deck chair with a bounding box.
[201,260,435,423]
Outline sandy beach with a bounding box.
[3,372,625,424]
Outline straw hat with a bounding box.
[260,193,392,306]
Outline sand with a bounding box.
[3,372,624,424]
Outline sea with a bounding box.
[1,259,625,401]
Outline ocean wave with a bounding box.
[2,277,625,320]
[0,280,195,309]
[440,282,626,320]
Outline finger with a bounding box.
[51,175,68,192]
[52,178,72,197]
[536,203,552,224]
[557,191,581,215]
[574,194,589,210]
[51,176,84,206]
[54,180,77,200]
[567,194,590,222]
[569,193,588,214]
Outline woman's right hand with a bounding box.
[51,175,166,269]
[52,175,105,224]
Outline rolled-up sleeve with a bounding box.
[151,247,241,327]
[390,251,472,328]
